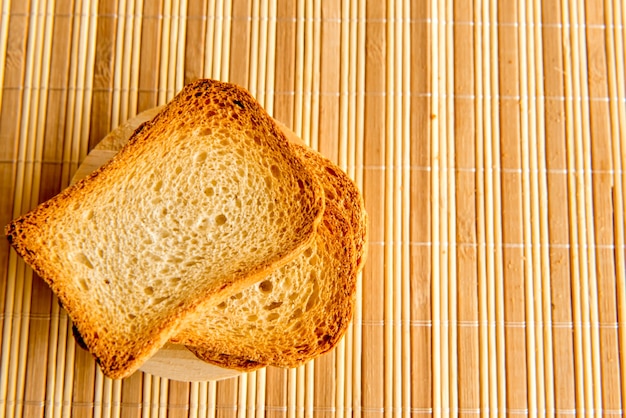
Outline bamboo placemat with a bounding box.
[0,0,625,417]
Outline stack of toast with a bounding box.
[5,79,367,379]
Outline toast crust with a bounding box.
[5,79,325,378]
[291,144,368,271]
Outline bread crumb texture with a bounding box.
[4,79,325,378]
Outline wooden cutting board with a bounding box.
[71,107,307,382]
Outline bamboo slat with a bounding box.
[0,0,625,417]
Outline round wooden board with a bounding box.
[71,108,308,382]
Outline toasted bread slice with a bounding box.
[173,199,358,370]
[5,79,325,378]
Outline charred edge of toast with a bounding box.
[72,323,89,351]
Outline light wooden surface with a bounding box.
[1,0,625,417]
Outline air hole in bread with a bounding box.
[170,277,181,285]
[305,282,320,311]
[154,296,168,305]
[199,127,212,136]
[231,292,243,300]
[203,187,214,197]
[79,278,89,291]
[325,166,339,177]
[303,248,313,258]
[195,151,208,163]
[314,326,325,337]
[156,229,170,239]
[253,135,262,145]
[247,314,258,322]
[71,252,94,269]
[147,252,162,262]
[144,286,154,295]
[264,301,283,310]
[291,308,303,319]
[320,335,332,346]
[175,166,182,175]
[217,302,227,309]
[153,180,163,192]
[267,313,280,321]
[270,165,281,178]
[215,214,227,225]
[259,280,273,293]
